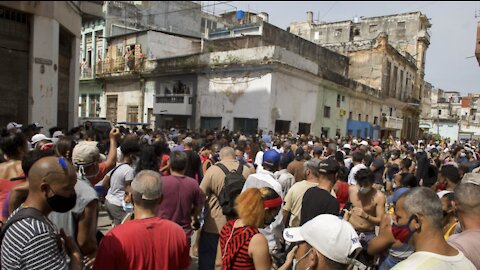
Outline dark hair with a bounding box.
[402,158,412,170]
[22,149,56,177]
[55,137,76,161]
[0,131,27,158]
[399,173,418,188]
[279,152,293,169]
[335,151,344,163]
[169,151,187,172]
[440,164,460,184]
[135,145,159,175]
[355,168,374,185]
[120,139,141,156]
[352,151,364,163]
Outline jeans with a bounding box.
[198,231,220,270]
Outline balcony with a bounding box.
[383,116,403,130]
[153,95,193,116]
[80,67,93,80]
[418,29,431,44]
[96,57,145,75]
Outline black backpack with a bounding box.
[216,163,246,218]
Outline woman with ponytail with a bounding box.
[215,187,282,270]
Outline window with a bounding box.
[374,116,378,125]
[389,108,393,117]
[342,95,345,101]
[127,106,139,123]
[298,123,311,135]
[314,31,320,40]
[369,24,378,33]
[438,109,442,115]
[399,70,404,100]
[337,94,341,108]
[80,94,87,117]
[353,28,360,36]
[321,127,329,138]
[233,118,258,135]
[384,61,391,97]
[88,94,100,118]
[397,21,406,29]
[106,95,118,123]
[275,120,291,134]
[349,112,353,120]
[366,115,369,122]
[324,106,331,118]
[334,29,342,37]
[201,117,222,131]
[392,66,398,98]
[358,114,362,121]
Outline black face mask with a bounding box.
[46,187,77,213]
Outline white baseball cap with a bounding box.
[437,190,453,199]
[283,214,362,264]
[31,134,52,145]
[6,122,22,131]
[52,131,65,138]
[343,144,352,150]
[359,140,368,146]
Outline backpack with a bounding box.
[216,163,246,218]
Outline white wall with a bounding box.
[105,80,141,122]
[146,31,200,59]
[271,72,318,132]
[430,122,459,141]
[29,15,59,133]
[197,71,272,131]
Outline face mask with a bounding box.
[79,164,99,180]
[391,155,396,159]
[46,187,77,213]
[460,153,466,158]
[122,200,134,214]
[392,182,397,189]
[391,216,415,244]
[359,187,371,194]
[292,247,313,270]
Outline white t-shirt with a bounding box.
[105,163,135,206]
[391,251,475,270]
[348,163,367,185]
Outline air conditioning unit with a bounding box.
[339,109,346,117]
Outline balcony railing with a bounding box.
[154,95,193,115]
[96,58,145,75]
[80,67,93,79]
[383,116,403,130]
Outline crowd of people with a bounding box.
[0,120,479,270]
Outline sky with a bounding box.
[206,1,480,94]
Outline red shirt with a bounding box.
[93,217,191,270]
[0,178,25,220]
[90,162,108,186]
[335,181,350,209]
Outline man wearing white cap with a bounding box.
[279,214,362,270]
[30,134,52,150]
[6,122,22,134]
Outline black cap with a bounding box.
[318,159,340,174]
[295,147,305,160]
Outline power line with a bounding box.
[320,1,338,21]
[138,1,233,17]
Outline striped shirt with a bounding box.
[1,208,68,270]
[220,219,259,270]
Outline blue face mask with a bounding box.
[122,200,134,214]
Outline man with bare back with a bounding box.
[345,168,386,265]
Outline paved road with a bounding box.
[98,206,199,269]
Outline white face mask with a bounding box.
[122,200,134,214]
[292,247,313,270]
[460,153,466,158]
[359,186,371,194]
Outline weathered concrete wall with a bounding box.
[196,71,273,131]
[105,80,141,122]
[146,31,201,60]
[271,72,319,133]
[28,15,59,132]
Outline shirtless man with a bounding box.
[345,168,386,264]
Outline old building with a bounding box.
[148,22,382,137]
[289,11,432,140]
[0,1,102,131]
[476,21,480,66]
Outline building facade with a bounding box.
[288,11,432,140]
[0,1,102,132]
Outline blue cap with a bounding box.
[388,187,410,204]
[263,149,280,167]
[262,134,272,148]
